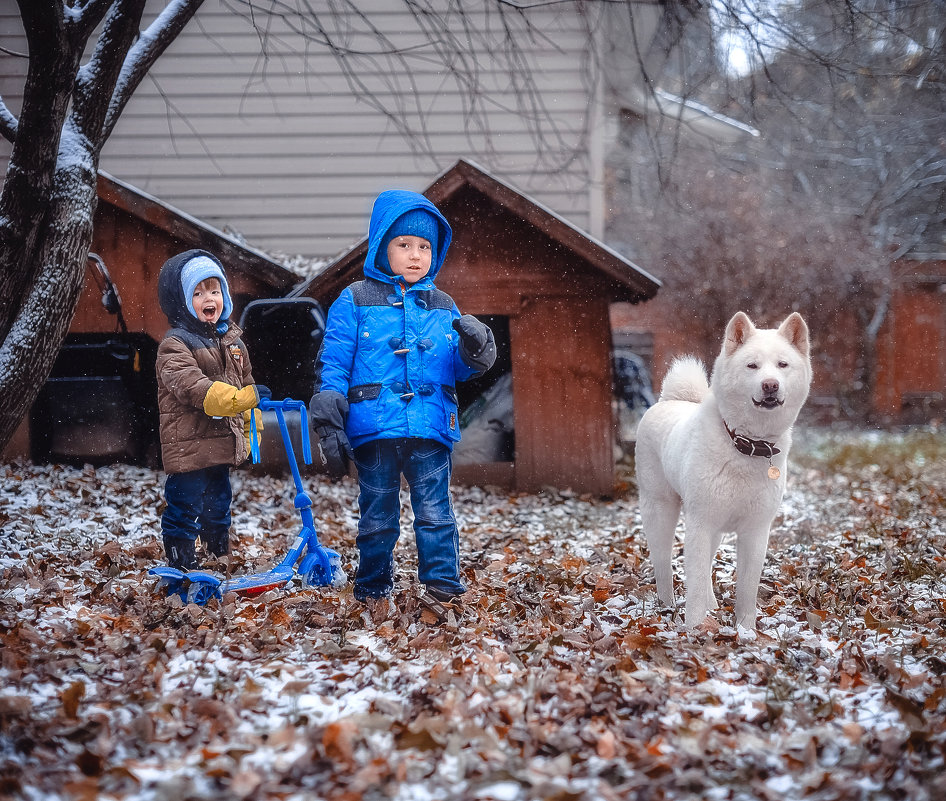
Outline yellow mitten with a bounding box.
[204,381,260,416]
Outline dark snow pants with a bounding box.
[161,464,232,553]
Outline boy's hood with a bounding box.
[364,190,452,285]
[158,249,232,335]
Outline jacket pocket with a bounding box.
[347,383,383,437]
[348,383,382,403]
[441,384,461,443]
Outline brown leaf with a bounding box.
[98,541,122,565]
[376,622,398,640]
[267,606,292,627]
[0,694,31,718]
[75,748,105,777]
[62,681,85,719]
[322,719,357,763]
[60,778,99,801]
[806,611,825,631]
[838,670,865,690]
[885,686,927,732]
[230,769,263,799]
[597,728,617,759]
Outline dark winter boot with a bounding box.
[203,530,230,558]
[163,536,199,571]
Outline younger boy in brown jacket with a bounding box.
[155,249,269,570]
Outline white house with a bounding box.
[0,1,694,258]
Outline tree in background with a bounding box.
[611,138,887,418]
[609,0,945,421]
[0,0,205,451]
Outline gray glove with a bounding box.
[309,391,353,480]
[453,315,497,374]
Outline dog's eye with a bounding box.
[778,360,788,368]
[747,362,758,370]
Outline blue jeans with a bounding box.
[352,438,465,600]
[162,464,232,544]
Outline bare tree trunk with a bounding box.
[855,285,891,424]
[0,0,204,452]
[0,162,99,446]
[0,3,84,338]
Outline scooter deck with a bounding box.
[149,565,294,602]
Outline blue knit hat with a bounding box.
[377,208,440,274]
[181,254,233,333]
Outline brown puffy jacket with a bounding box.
[156,322,256,474]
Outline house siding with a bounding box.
[0,1,605,257]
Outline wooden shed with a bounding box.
[82,171,297,341]
[298,159,659,495]
[3,172,300,464]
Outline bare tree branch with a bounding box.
[65,0,120,41]
[102,0,206,140]
[74,0,147,147]
[0,100,17,143]
[223,0,598,170]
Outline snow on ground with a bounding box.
[0,428,945,800]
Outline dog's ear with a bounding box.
[778,312,810,356]
[724,312,755,356]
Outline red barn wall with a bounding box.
[874,260,946,422]
[611,259,946,425]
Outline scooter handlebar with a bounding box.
[259,398,305,412]
[251,398,312,466]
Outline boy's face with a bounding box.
[192,277,223,324]
[386,235,432,284]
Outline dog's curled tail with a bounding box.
[659,356,709,403]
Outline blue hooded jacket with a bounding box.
[315,190,482,450]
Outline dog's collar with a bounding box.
[723,422,781,458]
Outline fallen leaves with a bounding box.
[1,430,946,799]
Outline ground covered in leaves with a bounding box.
[1,428,945,801]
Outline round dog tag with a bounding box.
[768,465,781,480]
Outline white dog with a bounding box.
[635,312,811,630]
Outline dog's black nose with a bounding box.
[762,379,779,395]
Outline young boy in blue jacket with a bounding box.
[311,190,496,606]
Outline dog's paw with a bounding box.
[736,624,758,642]
[693,616,721,635]
[654,596,681,619]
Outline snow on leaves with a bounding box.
[0,430,945,800]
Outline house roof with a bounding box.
[295,158,660,303]
[96,171,299,294]
[621,88,760,143]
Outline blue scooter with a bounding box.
[149,398,346,605]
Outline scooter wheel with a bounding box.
[329,555,348,588]
[301,563,330,588]
[300,552,347,588]
[153,576,186,601]
[186,581,221,606]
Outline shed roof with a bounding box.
[296,159,660,303]
[96,171,299,294]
